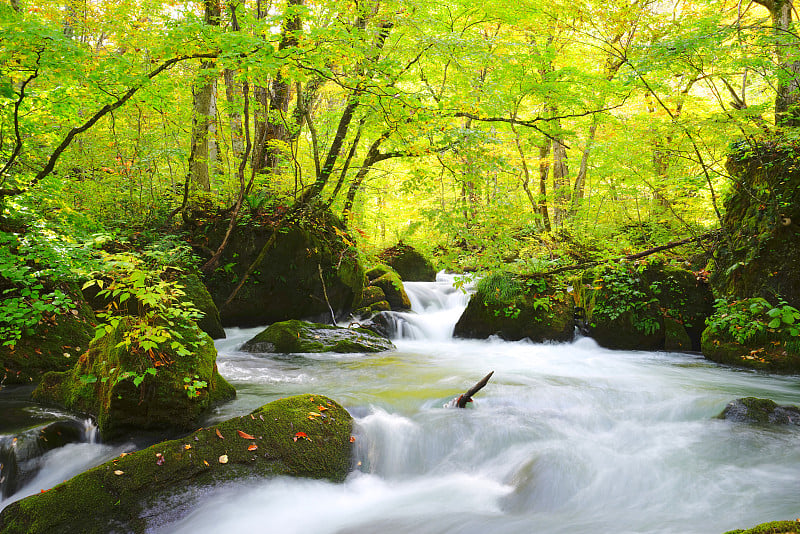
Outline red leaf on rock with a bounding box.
[248,443,258,451]
[237,430,255,440]
[215,429,224,439]
[293,431,310,442]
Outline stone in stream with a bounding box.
[716,397,800,425]
[0,395,354,533]
[241,319,395,353]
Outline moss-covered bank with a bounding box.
[0,283,95,385]
[0,395,353,533]
[724,520,800,534]
[32,318,235,441]
[453,272,574,342]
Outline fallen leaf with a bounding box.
[237,430,255,440]
[184,444,192,450]
[248,443,258,451]
[218,455,228,464]
[293,431,310,442]
[156,453,165,466]
[203,460,209,466]
[317,406,328,412]
[349,436,356,443]
[308,412,321,417]
[114,470,124,476]
[215,428,224,439]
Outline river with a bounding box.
[3,273,800,532]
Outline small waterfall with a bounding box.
[0,417,101,504]
[383,272,473,341]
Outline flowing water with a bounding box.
[3,273,800,532]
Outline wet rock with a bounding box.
[453,272,574,342]
[378,241,436,282]
[717,397,800,425]
[368,272,411,311]
[0,395,354,533]
[203,207,365,327]
[32,317,235,442]
[242,320,395,353]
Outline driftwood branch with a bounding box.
[537,230,720,277]
[446,371,494,408]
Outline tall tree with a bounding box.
[754,0,800,126]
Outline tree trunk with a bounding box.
[189,0,221,192]
[223,2,244,158]
[538,138,552,232]
[570,118,597,216]
[552,132,569,228]
[766,0,800,126]
[252,0,303,174]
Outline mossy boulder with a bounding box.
[369,272,411,311]
[0,283,95,385]
[701,297,800,373]
[32,317,235,442]
[378,241,436,282]
[453,272,574,342]
[712,141,800,308]
[178,273,225,340]
[0,395,353,534]
[724,520,800,533]
[203,207,365,327]
[716,397,800,425]
[242,319,395,353]
[575,261,713,351]
[352,285,392,317]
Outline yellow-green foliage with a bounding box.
[0,395,354,533]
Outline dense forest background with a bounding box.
[3,0,790,262]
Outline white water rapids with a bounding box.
[3,273,800,532]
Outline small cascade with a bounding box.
[0,417,100,503]
[381,272,473,341]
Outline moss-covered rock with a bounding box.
[32,317,235,442]
[366,264,394,282]
[453,272,574,342]
[369,272,411,311]
[0,395,353,534]
[701,297,800,372]
[359,285,387,307]
[712,141,800,310]
[178,273,225,340]
[203,207,366,327]
[242,319,395,353]
[378,241,436,282]
[575,261,713,351]
[724,520,800,534]
[716,397,800,425]
[0,283,95,385]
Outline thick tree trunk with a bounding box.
[223,2,244,158]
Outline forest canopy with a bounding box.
[0,0,795,268]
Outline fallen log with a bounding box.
[445,371,494,408]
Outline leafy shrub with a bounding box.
[705,297,800,345]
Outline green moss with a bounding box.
[178,273,225,340]
[724,520,800,534]
[32,317,235,441]
[378,242,436,282]
[0,283,95,385]
[370,272,411,311]
[0,395,354,533]
[242,320,394,353]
